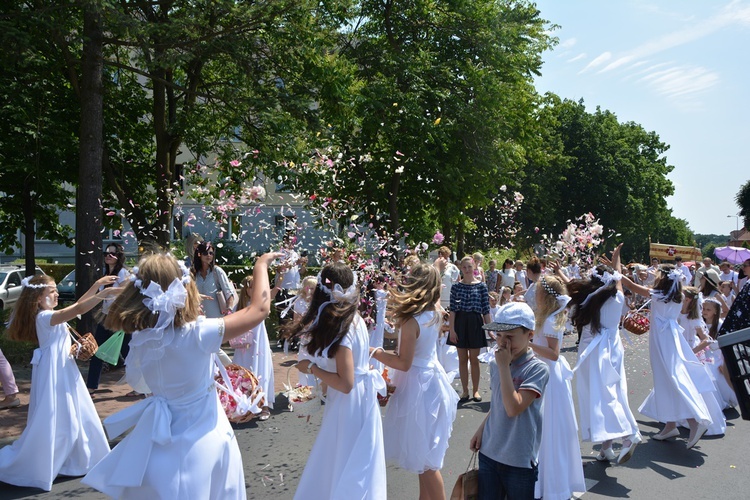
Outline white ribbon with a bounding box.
[580,272,622,309]
[214,354,265,417]
[140,278,188,330]
[309,274,360,328]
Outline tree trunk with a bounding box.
[22,181,36,277]
[456,221,465,257]
[76,3,104,334]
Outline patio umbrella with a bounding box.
[714,246,750,265]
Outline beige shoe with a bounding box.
[0,397,21,409]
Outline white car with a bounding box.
[0,265,46,310]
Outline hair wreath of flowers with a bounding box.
[309,273,359,328]
[21,277,55,289]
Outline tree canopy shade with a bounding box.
[0,2,79,273]
[276,0,554,252]
[515,97,691,261]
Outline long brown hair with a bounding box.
[568,264,618,334]
[388,263,441,328]
[7,275,56,344]
[653,264,682,304]
[105,253,202,333]
[682,287,700,320]
[288,262,358,358]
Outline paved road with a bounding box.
[2,331,749,499]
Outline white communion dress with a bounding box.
[0,310,110,491]
[575,291,639,443]
[534,315,585,500]
[383,310,459,473]
[294,315,387,500]
[83,317,246,499]
[232,320,275,409]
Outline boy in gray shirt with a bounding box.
[470,302,549,499]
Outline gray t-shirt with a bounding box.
[480,348,549,468]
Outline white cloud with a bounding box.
[638,65,720,100]
[567,53,586,63]
[558,37,577,49]
[579,52,611,73]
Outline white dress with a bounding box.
[534,316,585,500]
[639,293,713,428]
[383,311,458,473]
[232,320,275,409]
[294,315,387,500]
[368,289,388,373]
[0,311,110,491]
[83,317,246,499]
[575,291,639,442]
[294,298,317,387]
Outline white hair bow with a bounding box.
[140,278,188,330]
[309,274,360,328]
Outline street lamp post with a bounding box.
[727,214,739,232]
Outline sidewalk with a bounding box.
[0,348,308,445]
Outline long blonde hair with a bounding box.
[104,253,202,333]
[682,287,701,320]
[238,275,254,310]
[535,275,568,332]
[388,262,441,328]
[7,275,56,344]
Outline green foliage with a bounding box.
[0,2,79,253]
[517,97,690,261]
[736,179,750,230]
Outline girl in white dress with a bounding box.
[294,276,317,386]
[82,251,278,499]
[371,263,458,500]
[0,274,119,491]
[366,276,389,373]
[675,288,726,435]
[530,276,585,500]
[702,298,737,409]
[620,261,713,450]
[292,262,386,499]
[569,245,641,465]
[230,275,275,420]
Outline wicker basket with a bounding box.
[215,364,265,424]
[623,310,650,335]
[68,326,98,361]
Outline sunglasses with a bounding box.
[203,251,214,256]
[104,252,119,257]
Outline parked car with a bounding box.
[0,265,46,310]
[57,269,77,303]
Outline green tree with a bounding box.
[279,0,553,252]
[518,98,683,260]
[736,179,750,231]
[0,2,79,274]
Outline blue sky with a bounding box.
[532,0,749,237]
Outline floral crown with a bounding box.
[309,272,359,328]
[21,276,55,289]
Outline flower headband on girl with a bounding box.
[21,277,55,289]
[580,269,622,309]
[309,272,360,328]
[128,259,193,330]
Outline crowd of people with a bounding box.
[0,235,749,499]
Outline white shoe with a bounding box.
[652,428,680,441]
[596,447,616,462]
[618,433,643,465]
[687,424,708,450]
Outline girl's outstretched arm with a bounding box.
[50,276,121,326]
[371,316,417,372]
[223,252,281,341]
